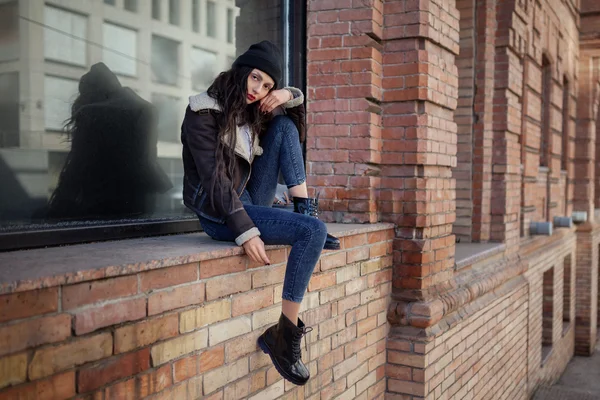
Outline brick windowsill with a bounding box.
[0,223,393,295]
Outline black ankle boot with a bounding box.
[257,314,312,385]
[292,196,341,250]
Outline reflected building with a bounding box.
[0,0,285,233]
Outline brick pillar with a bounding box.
[573,54,597,219]
[489,0,523,248]
[305,1,383,224]
[574,48,600,356]
[380,0,459,397]
[470,0,496,242]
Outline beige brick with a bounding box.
[209,317,252,346]
[319,315,345,338]
[356,370,377,395]
[207,273,252,301]
[252,306,281,329]
[338,294,361,314]
[361,258,385,275]
[299,292,320,312]
[180,299,232,333]
[29,333,112,380]
[333,355,357,381]
[0,353,27,389]
[347,247,370,264]
[369,351,386,371]
[332,326,357,349]
[232,288,273,317]
[151,330,208,366]
[357,315,378,336]
[367,325,387,346]
[203,358,249,394]
[115,314,179,354]
[248,379,285,400]
[223,375,250,400]
[251,370,266,393]
[388,379,425,396]
[335,385,356,400]
[320,285,346,304]
[336,264,360,283]
[320,252,347,271]
[226,330,262,363]
[346,276,368,295]
[200,346,226,373]
[148,283,205,316]
[387,351,426,368]
[252,265,286,288]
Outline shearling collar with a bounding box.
[188,92,263,162]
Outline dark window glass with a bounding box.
[124,0,138,12]
[206,1,216,38]
[152,0,161,20]
[227,8,234,43]
[169,0,180,26]
[151,35,179,85]
[104,0,116,5]
[192,0,200,33]
[0,0,297,251]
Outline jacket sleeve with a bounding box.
[281,87,306,143]
[184,107,260,245]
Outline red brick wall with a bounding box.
[0,227,394,399]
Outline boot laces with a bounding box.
[292,326,313,362]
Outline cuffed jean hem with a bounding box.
[281,293,304,303]
[286,177,306,189]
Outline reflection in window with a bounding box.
[190,48,217,91]
[0,73,19,148]
[104,0,116,5]
[169,0,180,26]
[227,8,234,44]
[44,76,79,131]
[0,1,19,62]
[124,0,138,12]
[103,23,137,76]
[207,1,216,38]
[152,0,161,20]
[152,93,180,143]
[151,35,179,85]
[44,6,87,66]
[192,0,200,33]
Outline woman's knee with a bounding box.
[270,115,298,137]
[303,217,327,246]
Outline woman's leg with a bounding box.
[199,204,326,306]
[247,115,308,206]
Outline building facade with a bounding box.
[0,0,600,399]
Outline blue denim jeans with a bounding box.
[199,116,327,303]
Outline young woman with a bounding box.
[181,40,340,385]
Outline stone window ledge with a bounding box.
[0,223,393,295]
[455,242,506,270]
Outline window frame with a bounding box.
[0,0,307,252]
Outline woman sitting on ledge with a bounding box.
[180,40,339,385]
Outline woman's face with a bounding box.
[246,69,275,104]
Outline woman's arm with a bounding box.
[183,107,260,246]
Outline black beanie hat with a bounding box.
[233,40,283,89]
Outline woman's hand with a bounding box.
[259,89,293,114]
[242,236,271,265]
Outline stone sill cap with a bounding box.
[0,223,393,295]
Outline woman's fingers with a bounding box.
[257,243,271,265]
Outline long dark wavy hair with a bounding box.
[206,65,270,208]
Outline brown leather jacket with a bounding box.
[181,88,305,245]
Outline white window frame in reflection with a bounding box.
[44,75,79,132]
[103,22,138,77]
[44,5,87,66]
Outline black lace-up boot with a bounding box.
[292,196,341,250]
[257,313,312,385]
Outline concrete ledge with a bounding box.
[0,223,393,295]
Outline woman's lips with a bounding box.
[247,94,256,101]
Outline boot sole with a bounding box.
[324,243,341,250]
[257,335,309,386]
